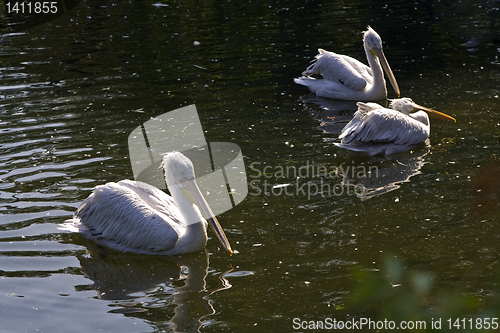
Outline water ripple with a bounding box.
[0,157,112,182]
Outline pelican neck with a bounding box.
[167,181,206,226]
[365,47,385,89]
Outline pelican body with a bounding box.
[336,98,456,155]
[294,27,400,101]
[69,152,233,256]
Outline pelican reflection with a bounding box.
[299,95,359,136]
[76,247,231,332]
[339,146,429,200]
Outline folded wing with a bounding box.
[339,104,429,146]
[303,49,373,91]
[74,181,182,253]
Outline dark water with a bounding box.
[1,0,499,332]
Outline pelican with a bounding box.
[66,151,233,256]
[336,98,456,155]
[294,26,400,101]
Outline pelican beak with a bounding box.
[414,104,456,122]
[180,179,233,255]
[371,48,400,97]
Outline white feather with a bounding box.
[336,99,437,156]
[295,27,400,101]
[62,152,232,256]
[302,49,372,90]
[72,180,188,254]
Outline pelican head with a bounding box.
[363,26,400,97]
[161,151,233,255]
[363,26,383,50]
[389,98,456,122]
[162,151,197,188]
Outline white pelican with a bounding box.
[336,98,456,155]
[67,151,233,256]
[294,27,400,101]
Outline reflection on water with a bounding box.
[301,95,359,136]
[77,246,231,332]
[339,146,429,200]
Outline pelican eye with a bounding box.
[179,170,195,182]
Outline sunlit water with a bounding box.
[1,0,499,332]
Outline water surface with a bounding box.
[1,0,499,332]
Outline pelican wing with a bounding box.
[339,106,429,146]
[338,102,383,139]
[116,180,178,218]
[74,181,183,253]
[338,54,373,83]
[303,49,372,91]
